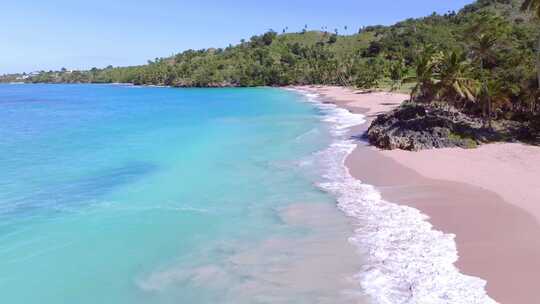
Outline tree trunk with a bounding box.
[479,59,490,127]
[488,94,493,129]
[537,36,540,90]
[482,94,488,127]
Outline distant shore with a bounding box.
[294,85,540,304]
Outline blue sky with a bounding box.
[1,0,474,74]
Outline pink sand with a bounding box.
[381,143,540,223]
[295,85,540,303]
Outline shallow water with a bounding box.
[298,90,496,304]
[0,84,366,304]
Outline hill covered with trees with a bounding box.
[4,1,535,88]
[2,0,540,138]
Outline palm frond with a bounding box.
[521,0,540,18]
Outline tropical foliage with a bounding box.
[2,0,540,131]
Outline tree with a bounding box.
[355,58,386,89]
[467,13,508,67]
[328,34,338,44]
[467,15,493,117]
[481,79,513,123]
[437,51,479,105]
[522,78,540,114]
[363,41,382,57]
[389,58,407,91]
[470,34,497,72]
[403,46,441,102]
[262,30,277,45]
[522,0,540,89]
[467,13,508,125]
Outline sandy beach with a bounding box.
[295,85,540,304]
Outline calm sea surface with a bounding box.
[0,84,360,303]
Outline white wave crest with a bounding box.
[291,88,496,304]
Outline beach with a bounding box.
[295,85,540,303]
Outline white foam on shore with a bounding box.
[292,89,497,304]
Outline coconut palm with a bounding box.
[437,51,479,104]
[523,0,540,20]
[467,14,506,123]
[522,0,540,88]
[481,79,513,127]
[471,34,497,119]
[389,58,407,91]
[470,33,498,73]
[519,78,540,113]
[403,46,441,102]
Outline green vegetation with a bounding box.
[1,0,540,136]
[448,132,479,149]
[2,31,373,87]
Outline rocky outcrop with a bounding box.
[367,103,507,151]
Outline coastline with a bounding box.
[295,85,540,303]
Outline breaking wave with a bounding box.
[292,89,496,304]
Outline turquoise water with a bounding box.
[0,84,345,303]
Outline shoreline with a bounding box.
[295,85,540,303]
[291,86,495,303]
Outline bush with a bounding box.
[355,58,387,89]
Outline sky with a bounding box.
[1,0,475,74]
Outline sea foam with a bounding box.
[293,89,497,304]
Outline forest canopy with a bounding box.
[2,0,540,129]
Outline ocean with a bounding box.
[0,84,368,304]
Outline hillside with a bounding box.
[2,0,539,143]
[3,30,375,87]
[1,1,536,89]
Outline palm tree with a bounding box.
[403,46,441,102]
[468,14,505,124]
[522,0,540,89]
[481,79,512,127]
[470,34,497,72]
[522,78,540,113]
[471,34,497,119]
[336,55,356,86]
[437,51,479,104]
[389,58,407,91]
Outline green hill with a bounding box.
[3,0,539,137]
[3,1,534,89]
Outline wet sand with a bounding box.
[348,142,540,304]
[295,85,540,304]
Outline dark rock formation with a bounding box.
[366,103,510,151]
